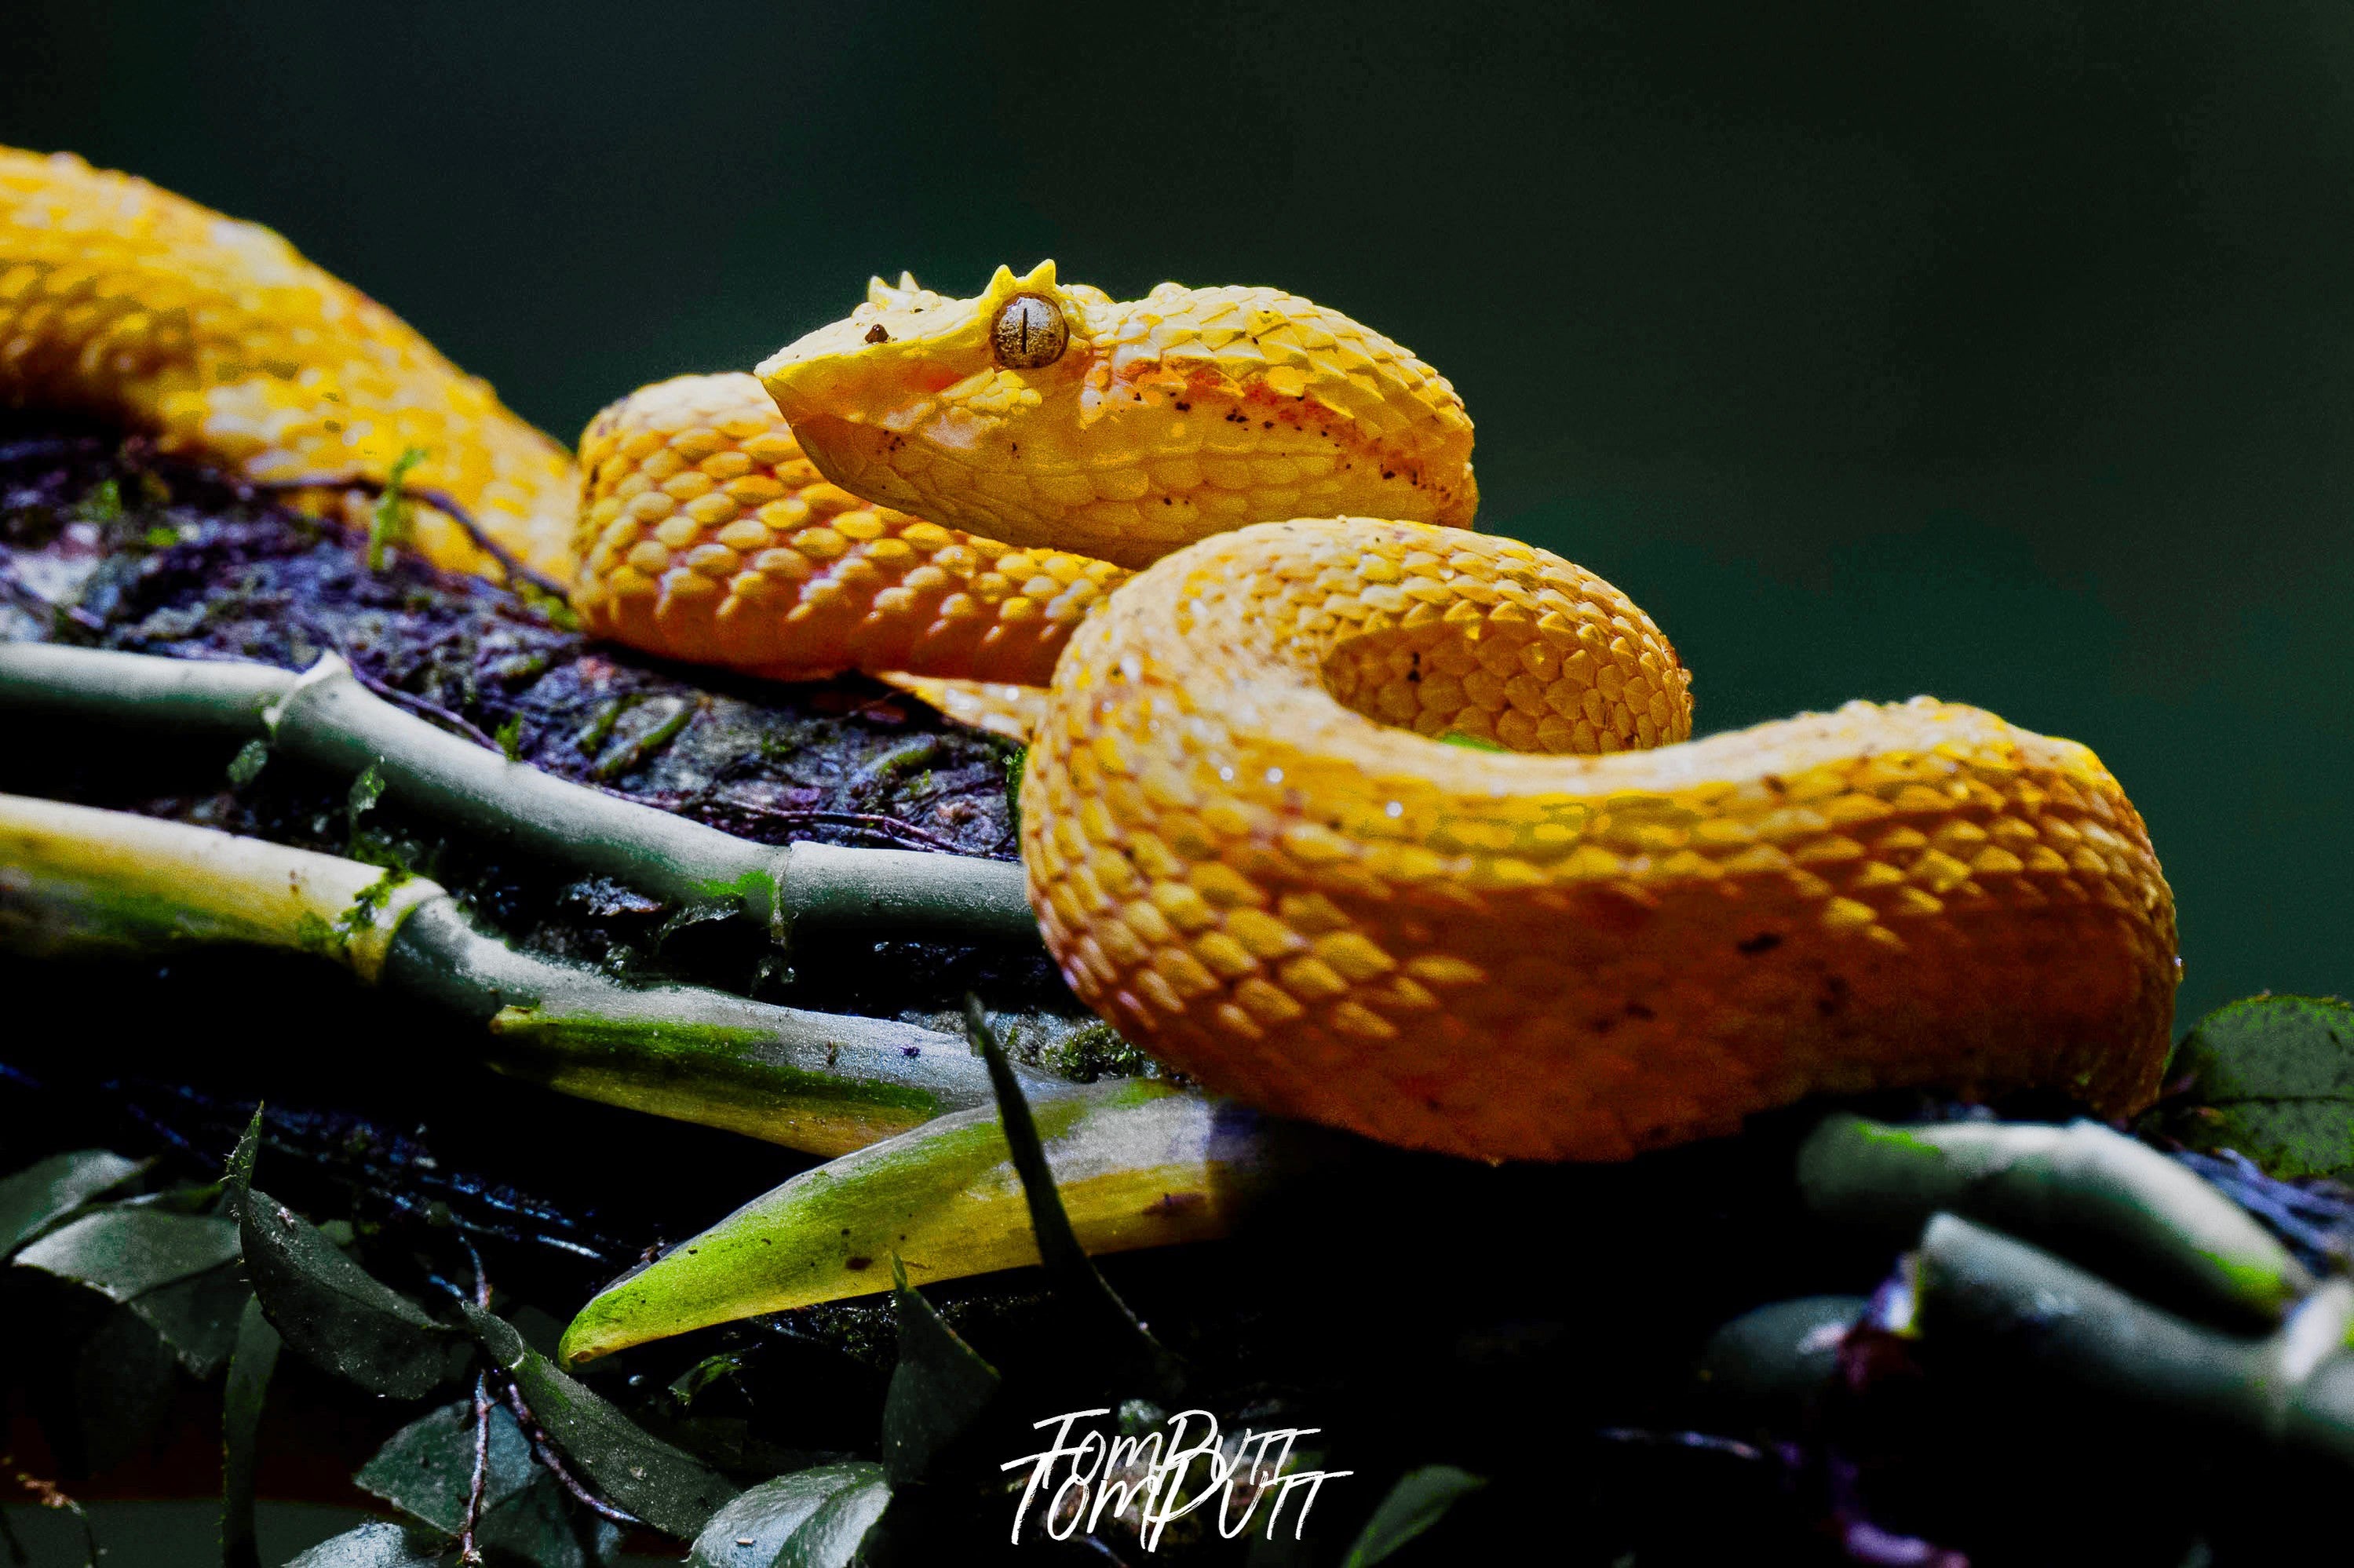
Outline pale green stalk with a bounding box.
[0,793,1069,1155]
[0,643,1035,946]
[1915,1215,2354,1465]
[1798,1112,2311,1332]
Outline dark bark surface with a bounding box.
[0,419,1108,1031]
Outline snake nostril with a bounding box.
[863,323,890,345]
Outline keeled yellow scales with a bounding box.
[0,148,578,584]
[0,147,2177,1161]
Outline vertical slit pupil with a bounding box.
[995,294,1066,370]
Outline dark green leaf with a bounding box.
[1002,745,1026,821]
[72,1304,180,1474]
[349,759,388,831]
[122,1183,226,1216]
[224,1107,261,1206]
[14,1207,240,1301]
[227,738,270,786]
[358,1395,536,1533]
[357,1395,615,1568]
[75,476,122,524]
[240,1184,464,1398]
[366,447,425,574]
[476,1471,621,1568]
[462,1302,738,1538]
[2164,994,2354,1178]
[125,1259,251,1376]
[509,1303,571,1363]
[963,994,1183,1396]
[283,1522,446,1567]
[0,1149,143,1255]
[0,1475,99,1567]
[687,1464,892,1568]
[221,1295,280,1568]
[13,1195,243,1376]
[1341,1465,1487,1568]
[655,1417,831,1479]
[776,1472,895,1568]
[881,1257,999,1485]
[669,1351,749,1409]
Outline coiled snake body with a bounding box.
[0,148,2177,1161]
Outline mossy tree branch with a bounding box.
[0,643,1037,950]
[0,793,1069,1156]
[1799,1113,2312,1333]
[1911,1215,2354,1465]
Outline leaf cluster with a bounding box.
[2148,994,2354,1182]
[5,1119,802,1566]
[0,1067,1465,1568]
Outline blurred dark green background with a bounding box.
[5,0,2349,1025]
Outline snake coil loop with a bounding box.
[0,146,2179,1161]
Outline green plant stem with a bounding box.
[389,899,1060,1156]
[0,643,1036,949]
[220,1295,282,1568]
[0,640,294,729]
[1695,1295,1868,1424]
[1797,1112,2311,1333]
[1914,1214,2354,1466]
[0,792,1065,1155]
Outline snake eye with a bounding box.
[991,294,1068,370]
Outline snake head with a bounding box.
[759,260,1097,461]
[757,262,1476,569]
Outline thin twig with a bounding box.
[464,1234,491,1308]
[425,1271,474,1305]
[0,561,104,632]
[790,810,974,855]
[4,1463,100,1568]
[0,436,99,465]
[445,1227,498,1565]
[459,1372,493,1565]
[497,1381,641,1528]
[245,472,567,600]
[713,800,974,855]
[1825,1455,1969,1568]
[2173,1147,2354,1266]
[1593,1427,1765,1463]
[342,661,508,754]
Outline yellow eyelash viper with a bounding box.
[0,147,2178,1161]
